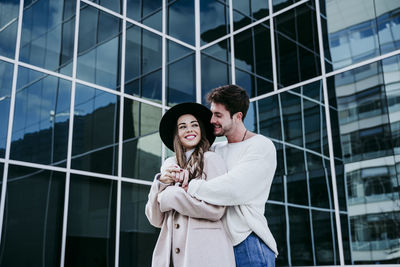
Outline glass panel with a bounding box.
[167,53,196,105]
[119,182,159,267]
[122,99,161,181]
[77,5,121,90]
[65,174,116,267]
[312,210,336,265]
[308,153,331,209]
[20,0,76,76]
[89,0,122,14]
[71,84,119,175]
[273,0,303,12]
[10,67,71,166]
[324,0,400,70]
[125,23,162,102]
[258,95,282,141]
[167,0,195,46]
[200,0,229,45]
[127,0,162,32]
[233,0,269,31]
[303,98,322,153]
[0,60,13,158]
[0,165,65,266]
[274,2,320,87]
[281,91,303,146]
[289,207,313,265]
[265,203,288,266]
[201,54,231,103]
[0,0,19,58]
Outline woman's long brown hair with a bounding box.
[173,118,210,181]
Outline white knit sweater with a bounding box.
[187,134,278,256]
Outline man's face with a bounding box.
[210,102,234,136]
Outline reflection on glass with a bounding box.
[119,182,159,267]
[89,0,122,14]
[258,95,282,141]
[122,99,161,181]
[10,67,71,166]
[19,0,76,76]
[0,0,19,58]
[125,23,162,102]
[274,2,320,87]
[167,52,196,105]
[273,0,302,12]
[71,84,119,175]
[304,98,323,153]
[312,210,336,265]
[168,0,195,45]
[265,204,288,266]
[325,0,400,69]
[0,61,13,158]
[127,0,162,32]
[77,5,121,90]
[0,166,65,266]
[289,207,313,265]
[65,174,116,267]
[200,0,229,45]
[201,39,231,101]
[281,91,303,146]
[233,0,268,31]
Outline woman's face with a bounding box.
[177,114,201,151]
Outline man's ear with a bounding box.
[234,112,243,121]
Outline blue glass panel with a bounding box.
[10,67,71,166]
[0,60,13,158]
[127,0,162,32]
[200,0,229,45]
[168,0,195,45]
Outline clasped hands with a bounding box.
[159,165,190,191]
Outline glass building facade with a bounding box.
[0,0,399,266]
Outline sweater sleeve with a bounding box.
[157,152,227,221]
[187,138,277,206]
[144,157,176,227]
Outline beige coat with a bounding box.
[145,152,236,267]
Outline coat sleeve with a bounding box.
[187,138,277,206]
[157,152,228,221]
[144,157,176,228]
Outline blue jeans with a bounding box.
[233,233,275,267]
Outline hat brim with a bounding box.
[159,102,216,151]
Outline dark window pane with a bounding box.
[201,54,231,103]
[265,204,288,266]
[285,146,305,174]
[71,84,119,175]
[259,95,282,141]
[289,207,313,265]
[119,182,159,267]
[168,0,195,45]
[275,34,299,87]
[65,174,117,267]
[287,171,308,205]
[273,0,303,12]
[308,158,331,209]
[281,91,303,146]
[122,100,161,181]
[89,0,122,14]
[0,60,13,158]
[77,5,122,90]
[168,40,193,63]
[304,98,322,153]
[0,0,19,58]
[0,166,65,267]
[19,0,76,76]
[233,0,269,31]
[312,210,336,265]
[244,101,257,133]
[11,67,71,167]
[200,0,229,45]
[167,54,196,105]
[127,0,162,32]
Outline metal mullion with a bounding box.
[269,0,278,91]
[314,0,345,265]
[60,0,80,265]
[195,0,201,103]
[161,0,167,162]
[229,0,235,84]
[114,0,127,265]
[0,0,25,247]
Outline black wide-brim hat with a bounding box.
[159,102,216,151]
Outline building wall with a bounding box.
[0,0,399,266]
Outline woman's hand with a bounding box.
[160,165,181,185]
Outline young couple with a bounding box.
[145,84,278,267]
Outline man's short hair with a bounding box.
[207,84,250,119]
